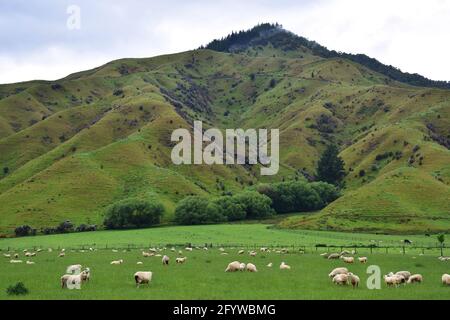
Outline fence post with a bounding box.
[402,246,405,255]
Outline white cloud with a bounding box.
[0,0,448,84]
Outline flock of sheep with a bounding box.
[3,246,450,291]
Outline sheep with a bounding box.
[225,261,241,272]
[3,254,11,258]
[280,262,291,270]
[267,262,273,268]
[384,274,403,287]
[10,259,23,264]
[142,251,151,257]
[249,251,257,257]
[112,249,118,253]
[25,252,36,257]
[340,250,351,256]
[137,262,143,265]
[260,247,268,252]
[80,268,90,282]
[329,267,349,278]
[221,252,229,255]
[66,264,82,274]
[239,263,246,271]
[134,271,152,287]
[171,247,176,252]
[395,271,411,281]
[155,254,162,257]
[61,274,82,289]
[37,249,43,252]
[219,248,225,252]
[341,256,354,264]
[332,273,349,285]
[110,259,123,265]
[327,253,340,260]
[14,253,19,259]
[185,247,193,252]
[442,274,450,286]
[320,253,329,258]
[178,250,183,255]
[176,257,187,264]
[439,256,450,261]
[358,257,368,264]
[246,263,257,272]
[238,250,244,255]
[59,252,65,257]
[203,247,208,251]
[407,274,423,284]
[347,272,360,288]
[162,255,170,266]
[26,260,35,265]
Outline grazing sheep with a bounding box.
[395,271,411,281]
[239,263,246,271]
[112,249,118,253]
[329,267,349,278]
[170,247,176,252]
[442,274,450,286]
[26,260,35,265]
[110,259,123,265]
[142,251,152,257]
[185,247,193,252]
[267,262,273,268]
[280,262,291,270]
[203,247,208,251]
[407,274,423,284]
[3,254,11,258]
[221,252,228,255]
[176,257,187,264]
[137,262,143,265]
[358,257,368,264]
[347,272,360,288]
[134,271,152,287]
[61,274,82,289]
[260,247,268,252]
[10,259,23,264]
[332,273,349,285]
[341,256,354,264]
[225,261,241,272]
[384,274,403,287]
[155,254,162,257]
[246,263,257,272]
[327,253,340,260]
[340,250,351,256]
[37,249,43,252]
[66,264,82,274]
[25,252,36,257]
[219,248,225,252]
[249,251,257,257]
[162,255,170,265]
[59,252,65,257]
[14,253,19,259]
[320,253,329,258]
[238,250,244,255]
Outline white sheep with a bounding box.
[239,263,246,271]
[249,251,257,257]
[134,271,152,287]
[358,257,368,264]
[280,262,291,270]
[185,247,193,252]
[80,268,90,282]
[66,264,82,274]
[137,261,143,265]
[142,251,152,257]
[347,272,360,288]
[267,262,273,268]
[110,259,123,265]
[10,259,23,264]
[162,255,170,265]
[407,274,423,284]
[384,274,403,287]
[329,267,348,278]
[59,252,65,257]
[341,256,354,264]
[26,260,35,265]
[238,250,244,255]
[3,254,11,258]
[395,271,411,281]
[332,273,349,285]
[225,261,241,272]
[61,274,82,289]
[176,257,187,264]
[442,274,450,286]
[246,263,257,272]
[14,253,19,259]
[112,249,118,253]
[327,253,340,260]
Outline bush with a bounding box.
[6,282,29,296]
[309,181,340,205]
[213,196,246,221]
[231,191,275,219]
[75,224,97,232]
[104,198,164,230]
[56,220,74,233]
[174,196,226,225]
[14,225,36,237]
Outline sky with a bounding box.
[1,0,449,84]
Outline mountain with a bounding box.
[0,24,449,235]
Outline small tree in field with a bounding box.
[437,234,445,257]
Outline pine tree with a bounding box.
[316,144,346,187]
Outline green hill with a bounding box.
[0,24,449,235]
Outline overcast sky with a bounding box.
[1,0,449,84]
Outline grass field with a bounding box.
[1,224,449,300]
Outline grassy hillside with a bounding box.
[0,25,449,235]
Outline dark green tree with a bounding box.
[438,234,445,257]
[316,144,346,187]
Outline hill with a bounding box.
[0,24,449,235]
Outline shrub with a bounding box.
[56,220,74,233]
[3,167,9,175]
[213,196,246,221]
[75,224,97,232]
[231,191,274,219]
[6,282,28,296]
[175,196,226,225]
[309,181,340,205]
[104,198,164,229]
[14,225,36,237]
